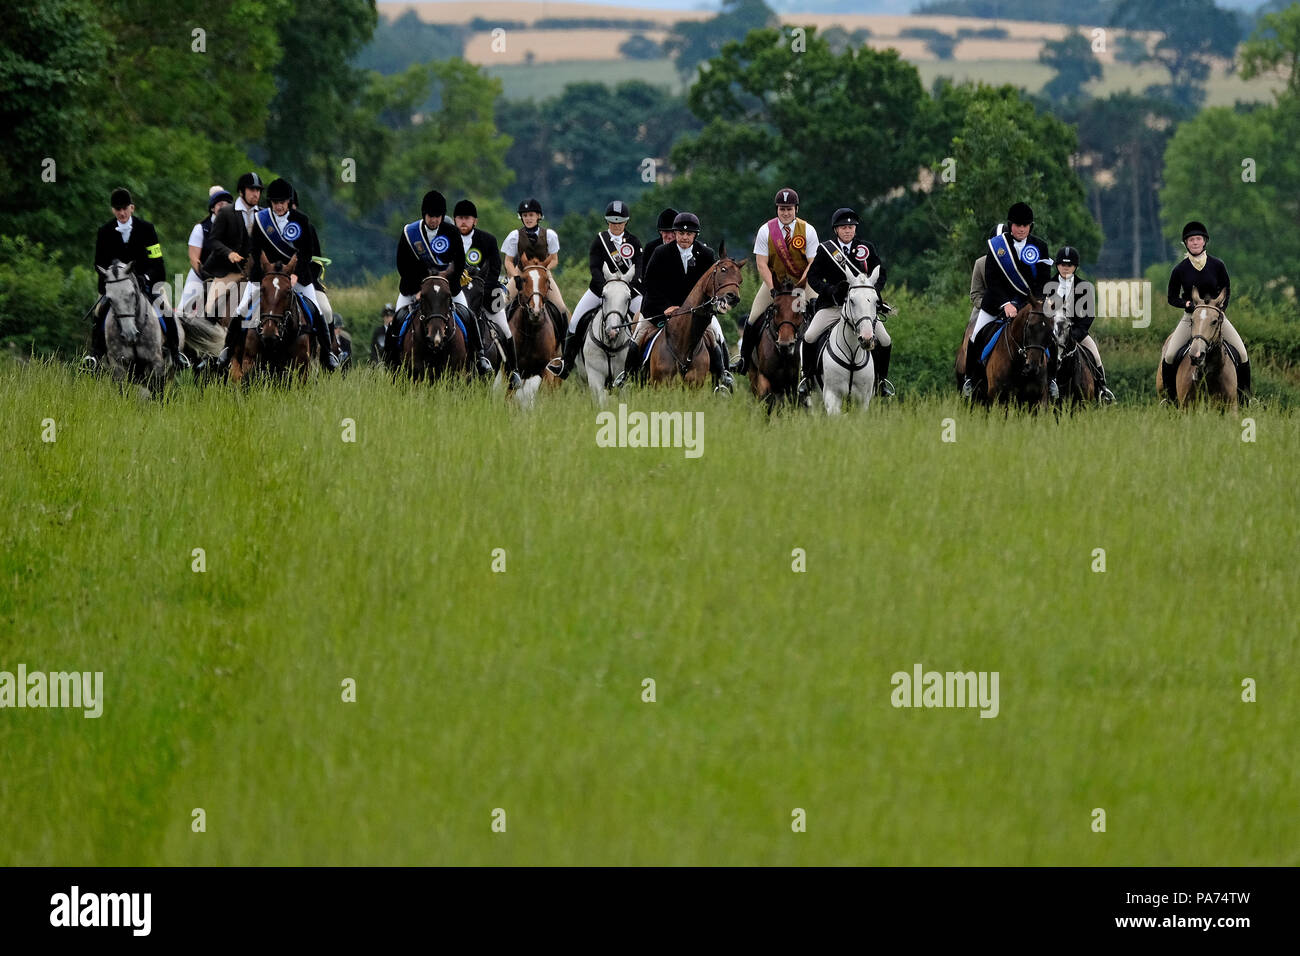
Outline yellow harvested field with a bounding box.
[380,3,1156,65]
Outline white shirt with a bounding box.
[187,222,206,249]
[501,227,559,258]
[752,219,819,261]
[235,197,259,234]
[460,229,475,253]
[115,217,133,243]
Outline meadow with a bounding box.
[1,355,1296,865]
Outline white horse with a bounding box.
[97,260,180,398]
[573,266,634,405]
[817,268,880,414]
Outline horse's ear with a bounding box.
[718,239,727,259]
[285,253,298,274]
[97,265,109,276]
[123,261,134,274]
[260,252,272,274]
[1212,289,1227,308]
[735,257,748,269]
[603,263,617,280]
[513,275,523,290]
[867,264,881,286]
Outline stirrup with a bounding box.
[714,371,734,394]
[1099,386,1115,404]
[1048,379,1059,400]
[611,370,629,389]
[729,355,746,374]
[79,355,99,373]
[961,377,974,398]
[878,377,895,397]
[507,370,523,391]
[173,350,192,370]
[476,354,493,376]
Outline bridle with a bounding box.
[661,258,742,378]
[1005,301,1051,367]
[258,272,300,346]
[765,286,805,354]
[103,271,143,326]
[417,277,456,355]
[1188,302,1225,367]
[590,276,633,355]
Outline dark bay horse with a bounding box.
[979,297,1052,410]
[643,244,745,388]
[1156,288,1237,412]
[399,273,468,381]
[749,280,806,408]
[232,253,313,384]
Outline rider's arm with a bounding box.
[756,253,774,291]
[1167,267,1189,311]
[588,237,605,294]
[1218,262,1231,311]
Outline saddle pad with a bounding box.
[1172,339,1241,367]
[979,322,1006,365]
[643,328,663,363]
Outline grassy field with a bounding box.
[1,356,1296,865]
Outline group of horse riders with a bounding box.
[87,177,1250,404]
[959,202,1249,405]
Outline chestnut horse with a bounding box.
[1156,288,1237,412]
[231,253,314,384]
[643,244,745,388]
[979,297,1053,410]
[749,280,806,408]
[508,264,563,389]
[399,273,468,381]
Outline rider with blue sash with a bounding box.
[233,178,337,370]
[393,190,492,376]
[452,198,519,385]
[963,202,1052,397]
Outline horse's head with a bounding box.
[704,245,745,313]
[418,271,456,350]
[598,264,633,346]
[769,280,806,353]
[1049,296,1073,351]
[513,266,549,324]
[1017,296,1053,376]
[98,260,142,342]
[842,268,881,350]
[1187,287,1226,368]
[258,253,298,343]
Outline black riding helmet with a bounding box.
[454,199,477,218]
[1182,221,1209,242]
[605,200,630,222]
[266,178,293,203]
[518,197,543,218]
[110,187,133,209]
[831,207,860,228]
[1056,246,1079,266]
[656,208,678,231]
[208,189,234,211]
[672,212,700,233]
[1007,202,1034,225]
[422,190,446,218]
[236,171,264,193]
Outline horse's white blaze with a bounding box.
[527,268,544,313]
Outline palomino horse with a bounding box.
[976,297,1053,410]
[97,260,174,398]
[573,265,635,404]
[232,254,314,384]
[749,280,806,408]
[642,243,745,388]
[398,273,467,381]
[817,270,880,414]
[508,263,563,397]
[1050,304,1098,408]
[1157,288,1237,411]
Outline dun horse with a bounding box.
[1156,288,1237,411]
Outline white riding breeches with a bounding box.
[180,271,205,316]
[570,289,644,334]
[806,307,889,346]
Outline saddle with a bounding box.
[1171,337,1242,368]
[972,320,1006,367]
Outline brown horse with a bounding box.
[749,280,806,407]
[399,273,468,381]
[509,263,562,387]
[978,297,1052,410]
[231,254,314,384]
[643,244,745,388]
[1157,289,1237,411]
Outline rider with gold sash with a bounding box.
[732,187,819,377]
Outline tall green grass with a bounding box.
[1,363,1295,864]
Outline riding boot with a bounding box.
[559,314,591,380]
[1095,363,1115,404]
[461,308,491,376]
[92,301,108,358]
[1237,361,1252,405]
[1160,360,1179,404]
[310,311,336,370]
[874,343,894,396]
[962,337,983,398]
[501,336,523,389]
[734,317,763,375]
[710,340,733,392]
[623,338,644,379]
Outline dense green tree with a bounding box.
[663,0,779,79]
[1159,97,1300,300]
[1110,0,1241,109]
[1039,28,1103,103]
[1240,3,1300,98]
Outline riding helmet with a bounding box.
[208,189,234,211]
[453,199,477,218]
[422,190,447,218]
[110,187,133,209]
[236,171,264,193]
[517,197,544,217]
[1182,221,1209,242]
[672,212,700,233]
[1056,246,1079,266]
[774,187,800,207]
[266,178,293,202]
[831,207,860,228]
[605,200,630,222]
[1007,202,1034,224]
